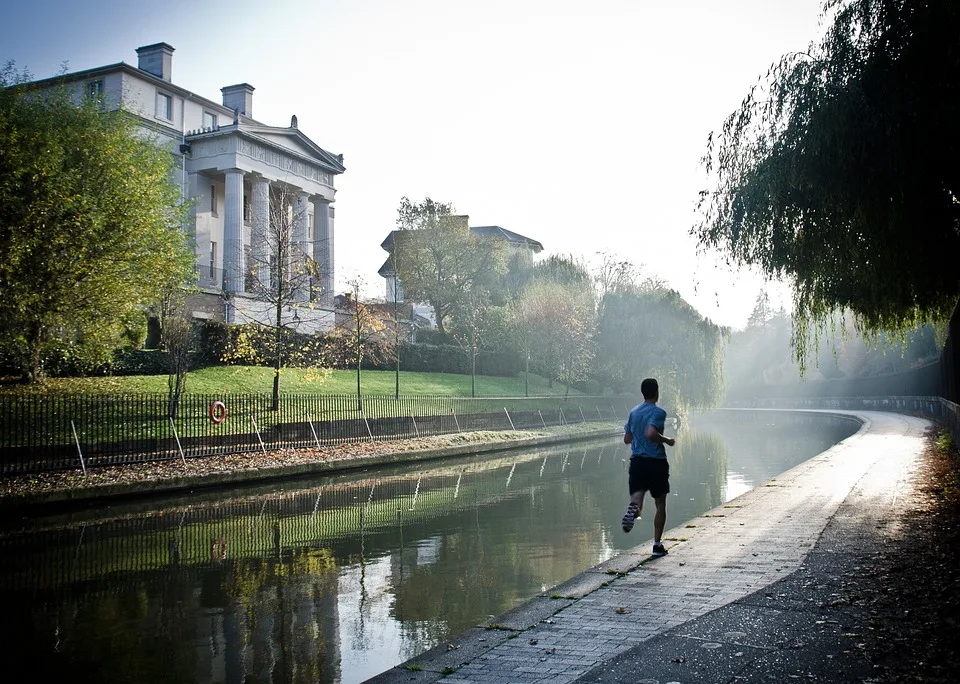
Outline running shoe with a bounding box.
[621,502,640,532]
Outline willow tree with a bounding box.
[694,0,960,363]
[0,65,193,381]
[595,287,726,410]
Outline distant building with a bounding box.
[21,43,345,333]
[377,219,544,318]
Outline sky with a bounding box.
[2,0,828,330]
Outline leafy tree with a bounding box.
[513,276,595,395]
[0,65,194,381]
[694,0,960,362]
[448,287,510,397]
[392,196,507,334]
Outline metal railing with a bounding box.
[0,393,632,475]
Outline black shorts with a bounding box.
[628,457,670,498]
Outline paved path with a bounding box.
[368,410,929,683]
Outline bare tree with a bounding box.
[327,280,393,412]
[243,184,326,410]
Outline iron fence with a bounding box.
[0,393,633,475]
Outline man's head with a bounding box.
[641,378,659,401]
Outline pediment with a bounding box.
[242,125,345,173]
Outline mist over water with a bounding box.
[0,411,857,683]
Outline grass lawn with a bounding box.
[0,366,589,397]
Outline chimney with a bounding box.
[136,43,174,82]
[221,83,255,118]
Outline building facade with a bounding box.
[26,43,345,333]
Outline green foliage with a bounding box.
[392,197,508,334]
[595,287,726,411]
[0,64,193,381]
[694,0,960,363]
[221,323,331,384]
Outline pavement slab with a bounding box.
[367,410,929,683]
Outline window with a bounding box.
[210,185,218,216]
[202,111,218,130]
[156,91,172,120]
[209,241,217,279]
[243,194,250,223]
[87,80,103,100]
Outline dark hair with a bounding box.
[640,378,659,400]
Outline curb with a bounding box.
[0,427,621,512]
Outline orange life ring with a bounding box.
[211,537,227,562]
[209,400,227,424]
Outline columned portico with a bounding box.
[294,190,311,302]
[185,121,344,333]
[314,199,333,306]
[223,168,245,300]
[251,176,271,292]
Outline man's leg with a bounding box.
[652,494,667,543]
[622,490,645,533]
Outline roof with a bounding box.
[380,226,543,252]
[20,62,345,174]
[470,225,544,252]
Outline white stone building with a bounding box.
[25,42,345,333]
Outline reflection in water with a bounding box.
[0,411,857,683]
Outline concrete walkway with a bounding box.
[368,410,929,683]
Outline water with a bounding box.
[0,411,857,683]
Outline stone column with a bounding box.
[222,169,245,297]
[293,191,310,302]
[313,199,334,306]
[251,176,271,293]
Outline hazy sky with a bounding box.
[2,0,827,329]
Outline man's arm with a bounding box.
[645,423,675,447]
[623,431,633,445]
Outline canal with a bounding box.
[0,410,858,683]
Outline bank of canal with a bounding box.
[0,411,859,683]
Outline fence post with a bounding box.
[504,408,516,430]
[169,417,186,467]
[411,414,420,438]
[579,406,586,423]
[71,420,87,476]
[362,411,374,440]
[538,409,547,429]
[597,405,603,421]
[250,415,267,455]
[452,408,461,434]
[559,407,566,426]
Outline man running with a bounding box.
[621,378,675,557]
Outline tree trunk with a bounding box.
[273,300,282,411]
[471,347,477,398]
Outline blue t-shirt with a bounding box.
[624,401,667,459]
